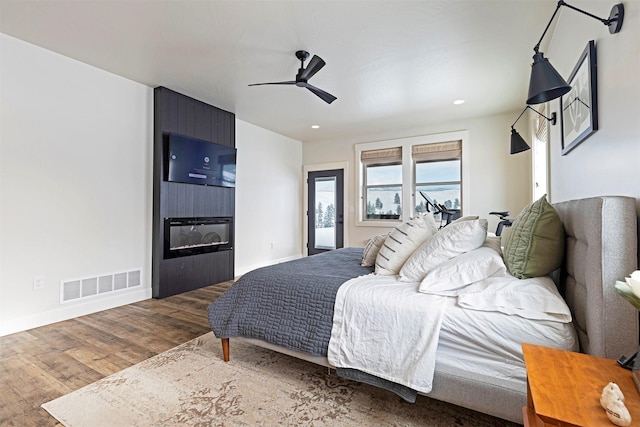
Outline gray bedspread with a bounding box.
[208,247,373,356]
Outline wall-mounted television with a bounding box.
[167,133,236,188]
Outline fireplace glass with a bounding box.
[164,217,233,259]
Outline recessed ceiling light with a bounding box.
[453,99,465,105]
[311,125,320,129]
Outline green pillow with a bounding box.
[502,195,565,279]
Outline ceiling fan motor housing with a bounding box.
[295,50,310,61]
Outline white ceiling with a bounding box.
[0,0,574,143]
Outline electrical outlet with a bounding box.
[33,276,45,291]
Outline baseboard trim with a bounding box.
[0,286,152,337]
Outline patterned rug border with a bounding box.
[42,333,519,426]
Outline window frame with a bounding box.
[355,131,470,227]
[414,158,462,216]
[363,161,403,221]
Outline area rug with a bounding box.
[43,333,518,426]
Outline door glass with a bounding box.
[314,176,336,249]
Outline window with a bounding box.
[356,131,468,226]
[413,141,462,218]
[532,105,549,201]
[362,147,402,220]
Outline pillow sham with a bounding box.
[451,215,479,223]
[483,235,503,256]
[399,218,488,282]
[375,213,438,275]
[361,233,388,267]
[456,275,573,322]
[418,244,506,294]
[502,194,565,279]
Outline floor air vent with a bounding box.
[61,269,142,303]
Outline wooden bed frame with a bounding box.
[219,196,639,423]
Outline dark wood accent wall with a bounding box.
[152,87,235,298]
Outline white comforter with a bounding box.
[327,273,574,394]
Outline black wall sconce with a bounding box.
[510,106,557,154]
[527,0,624,105]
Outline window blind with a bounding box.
[412,140,461,162]
[535,104,549,142]
[360,147,402,165]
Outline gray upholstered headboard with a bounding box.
[553,196,638,359]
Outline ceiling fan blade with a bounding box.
[305,84,337,104]
[299,55,326,81]
[249,52,335,104]
[248,81,296,86]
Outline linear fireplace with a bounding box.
[164,217,233,259]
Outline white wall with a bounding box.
[546,1,640,204]
[0,34,153,336]
[0,35,306,336]
[303,111,531,246]
[234,120,303,275]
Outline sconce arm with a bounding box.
[533,1,563,53]
[511,106,557,129]
[533,1,624,53]
[562,1,615,25]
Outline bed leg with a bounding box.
[221,338,230,362]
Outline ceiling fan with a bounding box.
[248,50,337,104]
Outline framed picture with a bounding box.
[561,40,598,155]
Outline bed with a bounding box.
[207,196,638,423]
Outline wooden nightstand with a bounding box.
[522,343,640,426]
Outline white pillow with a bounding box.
[456,275,573,322]
[361,233,388,267]
[399,218,488,282]
[375,213,438,275]
[418,245,506,294]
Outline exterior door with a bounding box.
[307,169,344,255]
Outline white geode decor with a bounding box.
[601,382,631,426]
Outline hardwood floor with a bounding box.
[0,281,232,426]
